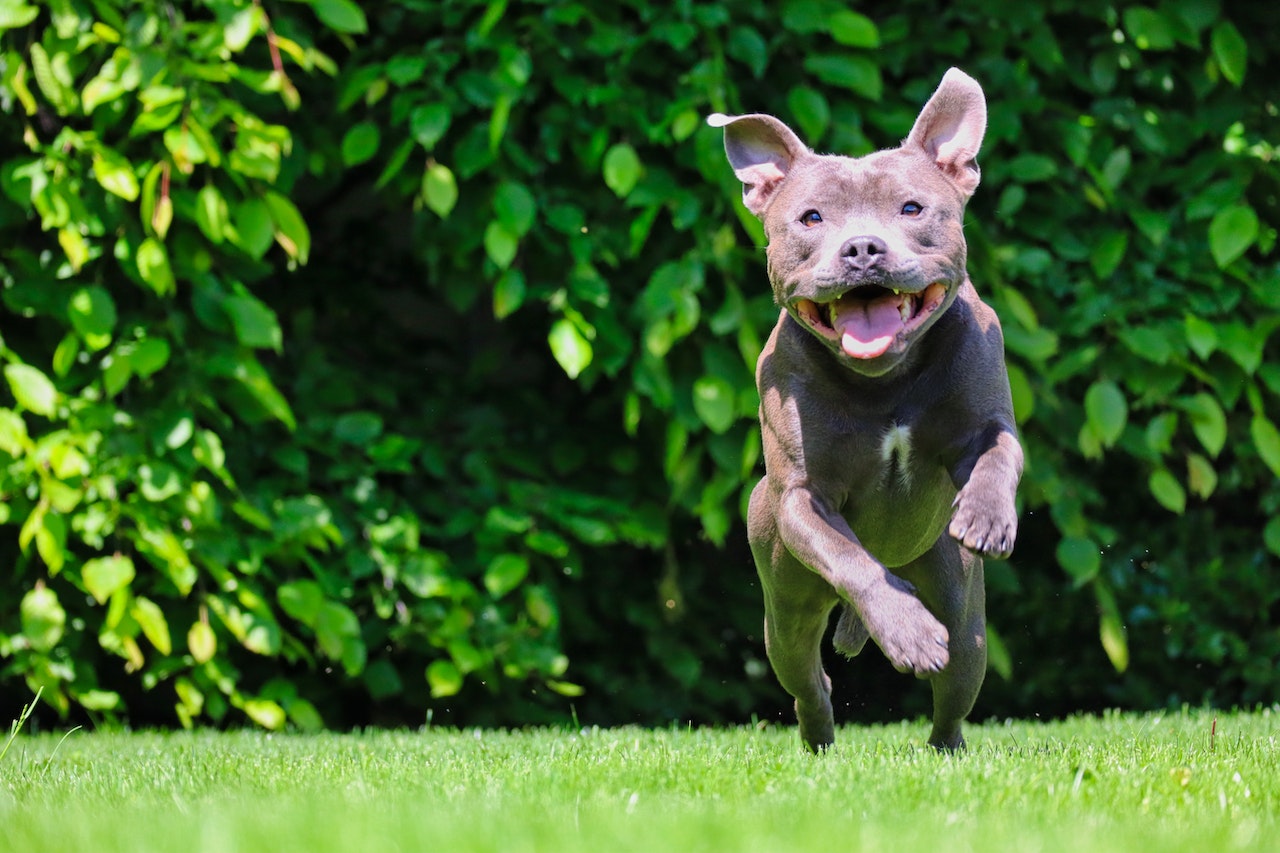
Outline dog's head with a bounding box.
[710,68,987,376]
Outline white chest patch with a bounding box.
[879,424,913,485]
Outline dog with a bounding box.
[709,68,1023,752]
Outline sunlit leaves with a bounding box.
[20,585,65,652]
[548,318,593,379]
[135,238,175,295]
[4,364,57,417]
[82,555,136,604]
[422,161,458,217]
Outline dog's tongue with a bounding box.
[832,293,904,359]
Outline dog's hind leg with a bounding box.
[762,587,838,753]
[832,602,870,658]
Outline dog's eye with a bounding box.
[901,201,923,216]
[800,210,823,227]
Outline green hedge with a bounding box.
[1,0,1276,729]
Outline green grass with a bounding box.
[1,708,1277,852]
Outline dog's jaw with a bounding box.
[791,281,950,366]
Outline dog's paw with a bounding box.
[858,577,949,676]
[949,483,1017,559]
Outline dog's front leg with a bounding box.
[776,485,951,675]
[949,425,1023,558]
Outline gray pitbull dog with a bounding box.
[709,69,1023,752]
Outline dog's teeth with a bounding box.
[899,299,911,323]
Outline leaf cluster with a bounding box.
[1,0,1277,728]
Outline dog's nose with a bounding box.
[841,235,888,270]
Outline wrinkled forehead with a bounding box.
[772,149,953,215]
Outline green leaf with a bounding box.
[341,121,381,167]
[1180,393,1227,457]
[67,286,117,350]
[828,10,879,47]
[1145,412,1178,455]
[223,294,283,351]
[493,269,527,319]
[1218,321,1265,375]
[4,364,57,417]
[277,578,325,625]
[692,375,737,435]
[132,596,172,656]
[547,679,585,697]
[21,586,65,652]
[195,184,230,244]
[135,238,175,296]
[315,601,360,662]
[1184,315,1217,360]
[82,555,136,604]
[494,182,537,236]
[1056,536,1100,586]
[426,659,463,698]
[787,86,830,145]
[483,220,519,269]
[242,698,286,730]
[422,162,458,218]
[1089,231,1127,279]
[1123,6,1176,50]
[603,143,642,198]
[233,197,275,259]
[1148,468,1186,514]
[333,411,383,444]
[0,407,30,456]
[1008,154,1058,182]
[1264,517,1280,557]
[484,553,530,598]
[1208,204,1258,268]
[0,2,40,30]
[1211,20,1248,86]
[93,150,139,201]
[310,0,367,34]
[1094,579,1129,673]
[1117,326,1174,364]
[187,620,217,663]
[1084,380,1127,447]
[548,318,593,379]
[802,54,882,100]
[1250,414,1280,478]
[410,103,452,150]
[131,337,171,377]
[1185,452,1217,499]
[264,191,311,264]
[726,26,768,78]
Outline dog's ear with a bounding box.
[904,68,987,196]
[707,113,808,216]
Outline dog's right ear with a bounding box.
[707,113,808,217]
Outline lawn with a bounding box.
[1,707,1276,853]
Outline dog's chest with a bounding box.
[835,418,956,566]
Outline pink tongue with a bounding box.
[833,294,904,359]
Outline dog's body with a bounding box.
[710,69,1023,752]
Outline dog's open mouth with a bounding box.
[794,282,948,359]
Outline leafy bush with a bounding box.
[1,0,1276,729]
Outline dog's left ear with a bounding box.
[904,68,987,197]
[707,112,809,217]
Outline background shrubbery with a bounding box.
[1,0,1276,730]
